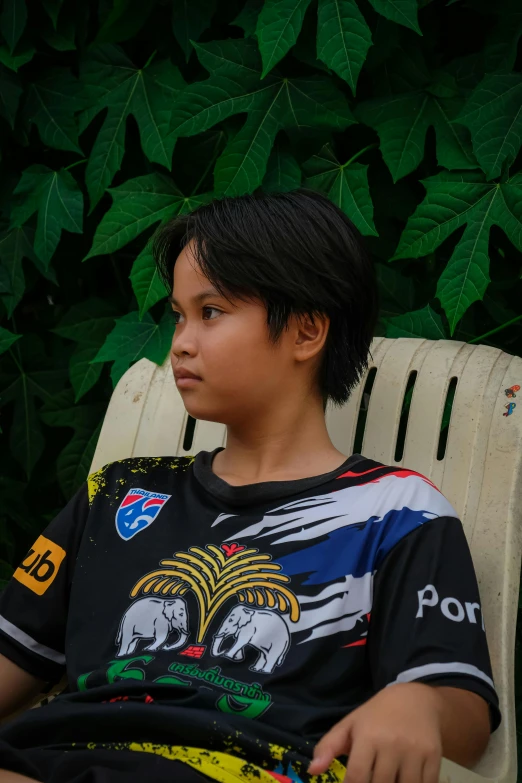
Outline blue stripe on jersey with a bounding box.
[276,507,436,584]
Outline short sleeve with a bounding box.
[0,482,90,685]
[367,515,501,733]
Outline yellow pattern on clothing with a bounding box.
[125,743,346,783]
[87,455,195,505]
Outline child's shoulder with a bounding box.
[339,455,459,525]
[86,454,195,506]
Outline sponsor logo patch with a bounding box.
[14,535,66,595]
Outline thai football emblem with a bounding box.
[115,487,171,541]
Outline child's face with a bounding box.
[169,240,326,426]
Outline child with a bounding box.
[0,190,499,783]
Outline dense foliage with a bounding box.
[0,0,521,589]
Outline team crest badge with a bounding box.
[115,488,171,541]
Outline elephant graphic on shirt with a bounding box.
[116,596,189,656]
[211,605,290,673]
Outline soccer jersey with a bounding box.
[0,448,501,783]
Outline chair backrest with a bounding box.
[90,337,522,783]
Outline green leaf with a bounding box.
[0,64,22,128]
[172,0,216,61]
[130,243,169,318]
[40,6,76,51]
[80,45,186,210]
[455,73,522,180]
[42,0,64,28]
[39,389,106,495]
[95,0,156,44]
[375,262,414,318]
[91,308,174,387]
[0,42,34,71]
[0,225,53,317]
[256,0,314,78]
[393,171,522,333]
[10,165,83,266]
[0,0,27,54]
[23,69,84,153]
[357,87,476,182]
[170,39,355,197]
[263,138,301,191]
[317,0,372,96]
[303,143,377,236]
[367,0,421,35]
[0,325,21,354]
[385,305,446,339]
[232,0,263,36]
[0,334,68,478]
[51,298,119,401]
[84,172,212,259]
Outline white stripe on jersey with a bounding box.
[221,473,458,545]
[0,613,65,665]
[388,661,495,690]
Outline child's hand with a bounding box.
[308,681,443,783]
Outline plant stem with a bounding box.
[65,158,88,172]
[467,313,522,344]
[344,143,379,168]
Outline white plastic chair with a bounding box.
[84,336,522,782]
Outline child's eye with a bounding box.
[202,306,221,320]
[169,306,221,324]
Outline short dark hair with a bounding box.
[153,188,379,410]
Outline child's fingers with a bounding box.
[308,717,352,774]
[367,745,401,783]
[342,737,375,783]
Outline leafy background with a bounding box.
[0,0,522,752]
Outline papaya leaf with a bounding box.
[79,45,186,210]
[263,138,301,191]
[317,0,372,96]
[10,165,83,266]
[0,334,68,478]
[170,39,354,197]
[0,325,21,354]
[0,225,56,317]
[232,0,263,36]
[367,0,421,35]
[39,388,106,495]
[42,0,64,28]
[256,0,314,78]
[24,68,84,153]
[130,243,169,319]
[84,172,212,259]
[393,171,522,334]
[357,83,476,182]
[303,143,377,236]
[172,0,216,61]
[385,304,447,339]
[91,308,174,387]
[455,73,522,180]
[51,298,119,402]
[0,63,22,128]
[0,42,34,71]
[0,0,27,54]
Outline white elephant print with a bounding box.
[212,605,290,674]
[116,596,189,657]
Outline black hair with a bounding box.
[153,188,379,411]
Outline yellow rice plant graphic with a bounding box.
[130,545,300,642]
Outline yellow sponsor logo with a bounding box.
[14,535,66,595]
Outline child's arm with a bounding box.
[309,680,489,782]
[0,482,90,718]
[310,510,500,782]
[0,654,46,722]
